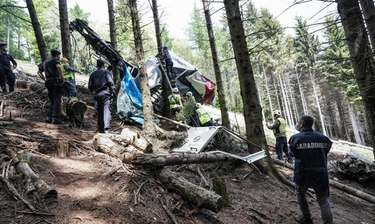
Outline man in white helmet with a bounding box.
[267,110,292,163]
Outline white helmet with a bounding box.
[186,91,192,97]
[172,88,179,93]
[273,110,281,116]
[196,103,201,108]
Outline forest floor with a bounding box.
[0,63,374,224]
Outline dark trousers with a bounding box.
[95,91,113,133]
[275,136,290,160]
[296,184,333,224]
[165,59,175,80]
[171,107,181,117]
[45,80,62,119]
[189,112,200,127]
[0,67,15,92]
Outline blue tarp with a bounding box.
[117,64,145,125]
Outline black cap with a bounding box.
[0,43,7,47]
[50,49,61,56]
[97,59,105,67]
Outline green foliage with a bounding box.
[69,3,90,20]
[185,3,212,79]
[0,0,29,59]
[176,96,196,122]
[294,17,320,69]
[115,0,134,54]
[318,17,361,104]
[161,27,174,49]
[24,0,58,62]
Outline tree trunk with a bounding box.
[123,151,240,166]
[151,0,163,54]
[128,0,156,136]
[337,0,375,158]
[202,0,231,129]
[359,0,375,51]
[25,0,48,61]
[151,0,172,118]
[58,0,72,62]
[156,168,224,212]
[107,0,120,87]
[223,0,271,175]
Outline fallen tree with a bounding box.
[2,146,57,200]
[272,157,375,204]
[156,168,224,212]
[93,129,229,212]
[123,151,239,166]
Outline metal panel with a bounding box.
[172,126,221,153]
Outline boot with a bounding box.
[45,116,52,123]
[294,215,313,224]
[52,118,66,124]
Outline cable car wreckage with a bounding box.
[69,19,266,164]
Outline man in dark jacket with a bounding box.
[38,50,65,124]
[88,59,115,133]
[0,43,17,92]
[162,46,175,80]
[289,115,333,224]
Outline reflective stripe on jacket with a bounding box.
[168,94,181,109]
[196,107,211,125]
[275,117,287,134]
[62,63,74,79]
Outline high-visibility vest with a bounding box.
[168,94,181,109]
[273,117,287,135]
[62,63,74,80]
[196,107,211,125]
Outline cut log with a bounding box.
[63,98,87,118]
[121,128,152,153]
[123,151,238,167]
[33,178,58,199]
[94,128,152,154]
[4,147,58,199]
[56,139,69,158]
[29,82,87,122]
[212,175,229,206]
[94,133,144,160]
[335,149,375,183]
[156,168,224,213]
[16,161,57,199]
